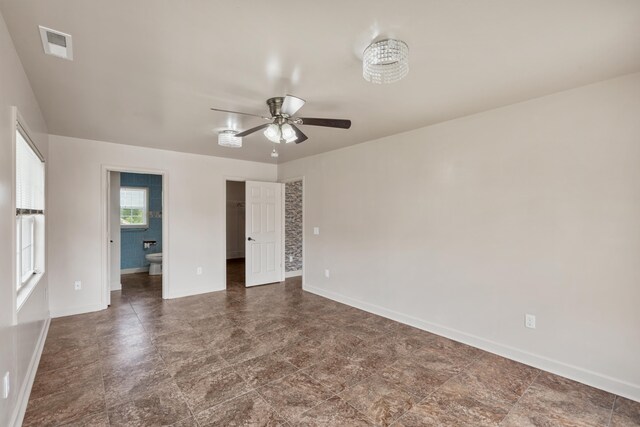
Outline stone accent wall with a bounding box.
[285,180,303,272]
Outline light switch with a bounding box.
[313,227,320,235]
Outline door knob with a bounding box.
[248,237,255,241]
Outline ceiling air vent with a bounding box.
[38,26,73,60]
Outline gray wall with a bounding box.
[278,73,640,401]
[285,180,303,272]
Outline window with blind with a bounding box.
[120,187,149,228]
[16,126,45,291]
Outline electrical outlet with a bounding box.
[2,372,9,399]
[196,267,202,275]
[74,281,81,290]
[324,269,330,278]
[313,227,320,235]
[289,255,293,262]
[525,314,536,329]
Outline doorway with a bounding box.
[224,179,285,289]
[119,172,163,299]
[226,180,246,290]
[103,166,168,306]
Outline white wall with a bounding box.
[0,9,50,427]
[279,73,640,401]
[47,136,276,315]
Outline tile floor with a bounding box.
[24,260,639,426]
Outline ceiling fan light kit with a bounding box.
[217,130,242,148]
[264,123,281,142]
[281,124,296,142]
[363,39,409,84]
[263,123,296,143]
[211,95,351,152]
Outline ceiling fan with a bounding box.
[211,95,351,144]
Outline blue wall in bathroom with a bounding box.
[120,173,162,270]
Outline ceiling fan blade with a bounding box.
[210,107,270,120]
[281,95,306,116]
[297,117,351,129]
[235,123,270,137]
[291,125,308,144]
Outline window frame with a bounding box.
[120,186,149,229]
[14,119,46,298]
[18,215,36,285]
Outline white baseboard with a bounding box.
[110,282,122,291]
[304,284,640,403]
[121,267,149,274]
[11,316,50,427]
[165,285,226,300]
[285,270,302,278]
[50,303,106,318]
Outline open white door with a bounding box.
[245,181,283,287]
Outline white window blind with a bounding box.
[16,129,45,212]
[15,126,45,291]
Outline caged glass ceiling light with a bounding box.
[363,39,409,84]
[218,130,242,148]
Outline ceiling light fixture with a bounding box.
[264,124,281,143]
[218,130,242,148]
[363,39,409,84]
[264,123,297,143]
[280,124,297,143]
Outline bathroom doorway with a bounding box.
[225,180,246,290]
[103,166,168,306]
[119,172,163,298]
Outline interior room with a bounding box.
[1,1,639,426]
[226,180,246,290]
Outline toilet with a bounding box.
[145,253,162,275]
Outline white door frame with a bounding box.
[280,176,305,287]
[101,165,169,306]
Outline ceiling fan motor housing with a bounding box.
[267,97,285,117]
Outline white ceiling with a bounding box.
[2,1,639,164]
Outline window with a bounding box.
[15,125,45,292]
[19,215,35,283]
[120,187,148,228]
